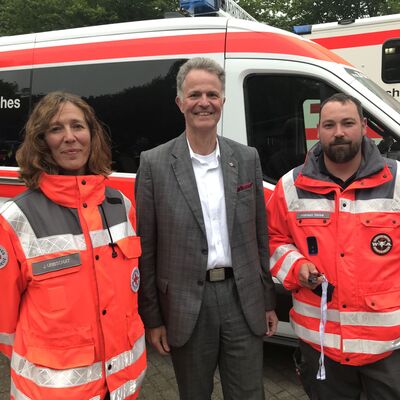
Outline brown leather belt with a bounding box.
[206,267,233,282]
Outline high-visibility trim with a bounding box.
[270,244,297,270]
[90,222,136,249]
[343,338,400,354]
[312,29,400,50]
[106,334,145,377]
[291,320,341,349]
[281,173,334,212]
[293,298,400,327]
[110,369,146,400]
[1,202,86,258]
[293,298,340,322]
[276,251,303,283]
[90,396,101,400]
[11,379,31,400]
[11,352,102,388]
[0,332,15,346]
[121,195,136,235]
[341,309,400,327]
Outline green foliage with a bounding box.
[0,0,179,36]
[0,0,398,36]
[236,0,400,31]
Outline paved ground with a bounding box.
[0,343,308,399]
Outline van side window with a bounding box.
[382,39,400,84]
[31,59,187,172]
[244,74,336,183]
[0,71,31,167]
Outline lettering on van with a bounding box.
[0,97,20,108]
[386,88,399,98]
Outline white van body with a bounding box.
[296,13,400,99]
[1,16,400,344]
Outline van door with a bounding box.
[222,57,400,342]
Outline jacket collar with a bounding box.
[39,173,106,208]
[297,137,391,191]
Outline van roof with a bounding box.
[0,16,350,68]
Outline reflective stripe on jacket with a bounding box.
[267,137,400,366]
[0,173,145,399]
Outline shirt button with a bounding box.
[345,357,350,362]
[342,203,347,207]
[340,253,344,257]
[83,203,87,208]
[342,304,347,308]
[102,309,107,315]
[108,364,112,370]
[95,255,99,260]
[81,179,86,185]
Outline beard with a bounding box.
[322,137,362,163]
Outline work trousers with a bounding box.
[170,277,265,400]
[298,340,400,400]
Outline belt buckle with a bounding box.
[209,268,225,282]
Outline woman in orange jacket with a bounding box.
[0,92,146,400]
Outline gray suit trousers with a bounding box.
[170,277,264,400]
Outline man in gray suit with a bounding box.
[135,57,277,400]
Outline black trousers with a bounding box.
[298,341,400,400]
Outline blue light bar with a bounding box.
[293,24,312,35]
[180,0,219,15]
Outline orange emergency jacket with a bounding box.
[0,173,145,400]
[267,138,400,366]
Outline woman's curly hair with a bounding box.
[16,91,112,189]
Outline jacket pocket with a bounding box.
[24,325,95,369]
[157,277,168,294]
[116,236,141,259]
[126,312,144,348]
[364,289,400,311]
[360,214,400,228]
[29,253,81,282]
[295,217,331,227]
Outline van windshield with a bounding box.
[345,68,400,114]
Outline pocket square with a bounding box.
[237,182,253,192]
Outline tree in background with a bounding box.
[0,0,399,36]
[236,0,400,31]
[0,0,178,36]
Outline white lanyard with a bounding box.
[316,276,329,380]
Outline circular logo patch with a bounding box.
[0,246,9,269]
[131,267,140,293]
[371,233,392,255]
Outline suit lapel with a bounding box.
[219,137,238,241]
[171,133,206,236]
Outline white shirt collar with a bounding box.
[187,137,220,163]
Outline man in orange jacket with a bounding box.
[267,93,400,399]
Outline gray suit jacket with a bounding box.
[135,133,276,347]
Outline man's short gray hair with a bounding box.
[176,57,225,99]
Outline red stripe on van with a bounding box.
[0,31,352,69]
[312,29,400,50]
[226,32,352,65]
[0,33,226,68]
[306,126,381,140]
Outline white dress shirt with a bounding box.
[188,139,232,270]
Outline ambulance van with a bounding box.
[1,10,400,344]
[294,13,400,99]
